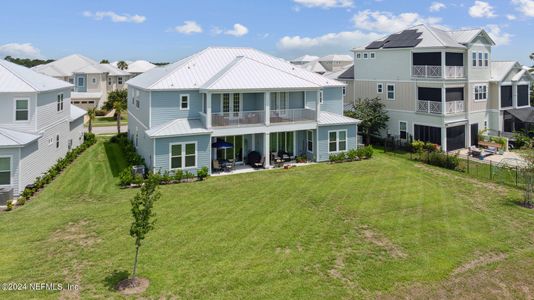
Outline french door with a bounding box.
[272,92,289,116]
[222,93,242,118]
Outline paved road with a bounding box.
[89,125,127,135]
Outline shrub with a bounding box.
[423,142,438,152]
[490,136,507,149]
[346,149,358,161]
[411,140,425,153]
[21,188,32,201]
[6,200,13,211]
[183,171,195,180]
[329,152,346,163]
[362,145,374,158]
[173,169,183,182]
[17,197,26,206]
[197,167,209,181]
[84,132,96,145]
[427,152,459,170]
[119,167,134,186]
[512,131,531,149]
[95,109,107,116]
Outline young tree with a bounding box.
[345,97,389,145]
[130,175,160,284]
[117,60,128,70]
[105,89,128,133]
[87,107,96,133]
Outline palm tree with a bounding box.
[113,99,126,134]
[87,107,96,133]
[117,61,128,70]
[107,89,128,134]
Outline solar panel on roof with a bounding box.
[365,41,385,49]
[366,29,422,49]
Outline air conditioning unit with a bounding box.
[132,165,146,178]
[0,188,14,206]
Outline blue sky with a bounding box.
[0,0,532,65]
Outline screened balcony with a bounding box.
[412,52,464,79]
[416,87,465,115]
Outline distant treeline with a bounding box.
[152,62,169,66]
[4,56,54,68]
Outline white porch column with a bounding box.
[264,133,271,168]
[441,51,446,78]
[264,92,270,126]
[441,126,447,152]
[441,85,446,115]
[512,81,518,108]
[206,93,212,129]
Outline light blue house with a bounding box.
[126,47,359,174]
[0,59,86,198]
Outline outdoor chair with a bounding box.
[212,160,223,173]
[252,157,265,169]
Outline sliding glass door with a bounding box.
[216,135,244,162]
[270,131,295,155]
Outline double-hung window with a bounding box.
[108,77,112,86]
[363,53,368,59]
[356,53,361,59]
[15,99,29,121]
[474,84,488,101]
[472,52,477,67]
[77,77,84,87]
[170,143,196,170]
[118,77,123,85]
[0,157,10,185]
[342,86,346,96]
[387,84,395,100]
[180,94,189,110]
[484,53,489,67]
[478,52,483,67]
[328,130,347,153]
[400,121,407,139]
[377,83,383,93]
[307,130,313,152]
[57,93,64,112]
[56,134,60,149]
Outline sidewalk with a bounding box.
[89,125,127,135]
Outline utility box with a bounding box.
[0,188,14,206]
[132,165,146,178]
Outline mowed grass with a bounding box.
[2,139,534,299]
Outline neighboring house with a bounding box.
[0,59,86,198]
[127,47,359,175]
[290,55,319,66]
[33,54,131,109]
[325,65,355,103]
[301,60,327,74]
[111,60,156,77]
[352,24,534,151]
[318,54,353,72]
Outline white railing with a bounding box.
[412,65,442,78]
[445,66,464,79]
[416,100,442,114]
[211,110,265,127]
[445,101,465,114]
[270,108,316,124]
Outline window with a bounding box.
[319,90,323,104]
[474,84,488,101]
[68,139,73,150]
[57,93,64,112]
[400,121,407,139]
[135,97,140,109]
[342,86,346,96]
[363,53,368,59]
[222,93,230,112]
[0,157,10,185]
[484,52,489,67]
[92,77,96,84]
[478,52,483,67]
[15,99,29,121]
[370,52,375,59]
[48,137,54,146]
[377,83,383,93]
[328,130,347,153]
[387,84,395,100]
[170,142,196,169]
[307,130,313,152]
[356,53,361,59]
[108,77,112,85]
[118,77,123,85]
[77,77,84,87]
[135,128,139,147]
[472,52,477,67]
[233,93,241,116]
[56,134,60,149]
[180,94,189,110]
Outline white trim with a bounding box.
[319,90,324,104]
[327,129,348,153]
[386,83,395,101]
[399,120,408,139]
[149,90,152,128]
[0,155,12,187]
[180,94,190,110]
[306,130,313,153]
[57,93,65,112]
[169,141,198,170]
[13,97,30,122]
[377,83,383,93]
[473,84,488,102]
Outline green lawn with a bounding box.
[2,139,534,299]
[85,115,128,128]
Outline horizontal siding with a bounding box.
[128,86,150,128]
[317,124,357,162]
[154,134,211,175]
[69,117,85,149]
[0,92,37,132]
[354,81,415,111]
[129,116,153,169]
[151,90,202,126]
[321,87,343,115]
[36,87,72,130]
[0,148,20,196]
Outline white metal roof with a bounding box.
[301,60,327,74]
[145,118,211,138]
[491,61,519,81]
[291,55,319,63]
[324,64,353,80]
[318,111,360,126]
[117,60,157,73]
[33,54,129,77]
[0,59,72,92]
[0,127,41,147]
[69,105,87,121]
[127,47,345,90]
[71,92,102,100]
[318,54,353,62]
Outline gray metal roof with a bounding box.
[0,59,72,92]
[318,111,360,126]
[127,47,344,90]
[0,127,41,147]
[506,107,534,123]
[145,118,212,138]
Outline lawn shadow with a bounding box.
[104,269,130,291]
[103,141,127,177]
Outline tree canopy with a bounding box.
[4,56,54,68]
[345,97,389,145]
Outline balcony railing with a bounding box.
[445,101,465,114]
[417,100,442,114]
[270,108,316,124]
[445,66,464,79]
[412,65,442,78]
[211,110,265,127]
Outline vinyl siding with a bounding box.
[128,86,150,128]
[0,148,20,196]
[469,82,491,112]
[154,134,211,174]
[317,124,357,162]
[129,115,153,169]
[354,49,412,81]
[151,90,202,127]
[36,88,72,130]
[466,41,491,81]
[69,117,85,149]
[305,91,317,109]
[354,80,416,111]
[321,87,343,115]
[0,92,37,132]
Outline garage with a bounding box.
[446,125,465,151]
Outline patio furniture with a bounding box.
[486,146,497,155]
[224,159,235,172]
[478,140,501,150]
[212,160,223,172]
[468,146,482,158]
[253,157,265,169]
[247,151,263,168]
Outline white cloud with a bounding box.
[224,23,249,37]
[429,2,446,12]
[468,1,497,18]
[485,24,512,45]
[512,0,534,17]
[277,30,382,55]
[173,21,203,34]
[83,11,146,23]
[506,14,517,20]
[293,0,353,9]
[0,43,44,59]
[352,10,442,33]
